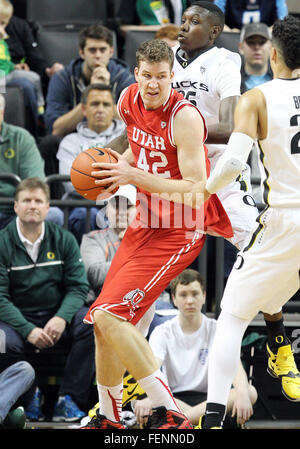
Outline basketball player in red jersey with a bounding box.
[81,40,232,429]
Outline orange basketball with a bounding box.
[70,147,118,200]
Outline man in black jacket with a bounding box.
[6,15,63,81]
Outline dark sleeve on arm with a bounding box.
[44,71,72,133]
[6,16,47,76]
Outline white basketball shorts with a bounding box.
[217,164,259,250]
[220,207,300,320]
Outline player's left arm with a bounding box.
[206,88,265,194]
[122,145,135,165]
[107,130,129,154]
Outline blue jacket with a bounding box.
[45,56,135,133]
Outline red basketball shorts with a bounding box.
[84,224,205,326]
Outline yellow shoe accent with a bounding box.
[88,402,99,419]
[88,374,146,418]
[195,415,221,429]
[122,373,146,407]
[267,343,300,401]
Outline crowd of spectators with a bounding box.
[0,0,295,428]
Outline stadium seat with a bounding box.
[26,0,108,28]
[215,31,240,54]
[112,0,122,17]
[36,27,118,67]
[3,85,26,128]
[35,27,81,66]
[123,29,156,72]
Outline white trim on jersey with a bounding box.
[168,99,197,147]
[117,86,131,124]
[133,88,139,105]
[162,87,173,112]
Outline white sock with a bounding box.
[138,369,180,412]
[207,311,250,406]
[97,382,123,422]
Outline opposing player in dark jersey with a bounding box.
[81,39,232,429]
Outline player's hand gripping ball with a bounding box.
[70,147,118,200]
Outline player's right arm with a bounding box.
[205,95,240,144]
[206,88,266,194]
[206,54,241,144]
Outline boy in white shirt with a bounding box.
[134,269,257,427]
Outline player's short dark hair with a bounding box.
[15,177,50,202]
[79,23,113,50]
[190,1,225,29]
[81,83,114,104]
[170,269,206,297]
[272,15,300,70]
[136,39,174,70]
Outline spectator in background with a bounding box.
[0,93,63,229]
[0,0,44,107]
[133,269,257,428]
[238,22,272,204]
[214,0,288,31]
[0,178,93,422]
[45,23,135,137]
[0,360,35,429]
[6,4,63,79]
[0,0,63,137]
[155,23,179,47]
[57,84,126,244]
[40,23,134,195]
[80,184,136,305]
[239,22,272,93]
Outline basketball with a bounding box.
[70,147,118,200]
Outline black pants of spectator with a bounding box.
[0,307,95,409]
[38,134,63,198]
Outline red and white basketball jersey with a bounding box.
[118,83,232,237]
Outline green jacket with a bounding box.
[0,121,45,213]
[0,219,89,339]
[136,0,188,25]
